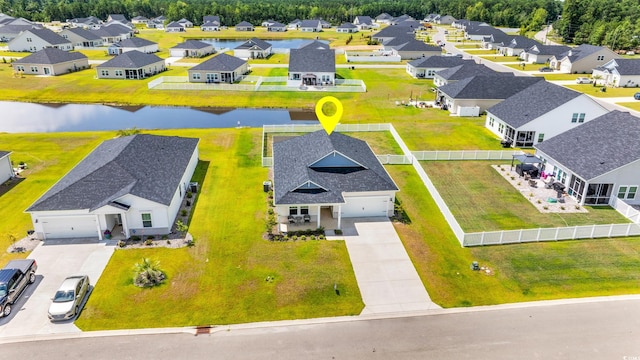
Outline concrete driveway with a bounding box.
[0,239,115,338]
[334,218,440,315]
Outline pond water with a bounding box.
[199,38,328,50]
[0,101,318,133]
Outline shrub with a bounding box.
[144,239,153,246]
[176,220,188,233]
[560,206,566,210]
[130,235,141,241]
[166,240,171,245]
[146,235,155,240]
[186,192,193,199]
[334,229,343,235]
[575,205,581,210]
[310,235,316,240]
[181,209,188,217]
[319,235,326,240]
[117,240,126,248]
[537,200,542,204]
[161,234,169,240]
[543,206,549,210]
[300,235,307,241]
[186,200,191,207]
[510,176,515,180]
[133,258,166,288]
[186,238,195,247]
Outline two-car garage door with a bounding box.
[41,217,99,239]
[341,196,389,217]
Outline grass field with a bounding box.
[477,54,520,63]
[537,73,583,80]
[565,84,639,98]
[505,63,544,71]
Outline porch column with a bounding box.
[337,205,342,230]
[317,205,321,227]
[122,213,130,238]
[96,214,103,240]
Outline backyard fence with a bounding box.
[612,197,640,223]
[344,51,401,63]
[149,76,366,92]
[412,150,523,161]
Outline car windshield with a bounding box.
[53,290,75,303]
[0,284,6,298]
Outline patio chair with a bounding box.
[303,214,311,223]
[544,176,555,189]
[288,215,295,224]
[528,179,537,187]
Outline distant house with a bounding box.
[26,134,199,241]
[391,14,414,25]
[465,26,504,41]
[234,38,272,59]
[267,22,286,32]
[0,24,42,42]
[485,81,609,147]
[435,75,543,116]
[481,31,512,50]
[336,23,358,33]
[436,15,456,25]
[131,16,149,25]
[60,27,104,48]
[406,55,470,79]
[96,50,165,79]
[433,63,504,86]
[319,20,331,29]
[371,25,416,44]
[147,16,165,29]
[0,151,14,184]
[107,14,128,23]
[169,40,215,58]
[386,38,441,60]
[12,48,89,76]
[235,21,254,31]
[499,36,540,57]
[535,110,640,206]
[67,16,102,29]
[273,131,398,228]
[8,28,72,52]
[288,46,335,87]
[203,15,221,26]
[520,44,571,64]
[90,23,133,45]
[177,18,193,28]
[298,40,330,50]
[201,21,220,31]
[592,59,640,87]
[353,16,375,30]
[288,19,302,30]
[165,21,185,32]
[188,53,249,84]
[375,13,394,25]
[108,37,158,55]
[549,44,620,74]
[299,20,322,32]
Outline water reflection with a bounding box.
[0,101,317,133]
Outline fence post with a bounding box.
[555,227,560,241]
[537,228,541,242]
[572,226,578,239]
[590,224,596,238]
[627,223,632,236]
[480,232,485,245]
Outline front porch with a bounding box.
[278,207,340,234]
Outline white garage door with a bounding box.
[341,196,389,217]
[42,217,99,239]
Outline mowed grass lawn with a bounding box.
[422,161,629,232]
[388,165,640,307]
[75,128,362,330]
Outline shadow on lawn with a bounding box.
[0,176,25,198]
[186,160,210,226]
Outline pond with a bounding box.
[199,38,328,50]
[0,101,317,133]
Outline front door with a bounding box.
[43,67,50,75]
[116,214,122,225]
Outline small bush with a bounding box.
[186,192,193,199]
[292,235,298,241]
[319,235,326,240]
[130,235,141,241]
[537,200,542,204]
[560,206,566,210]
[186,200,191,207]
[575,205,581,210]
[510,176,515,180]
[146,235,155,240]
[181,209,188,217]
[300,235,307,241]
[133,258,166,288]
[176,220,188,233]
[117,240,126,248]
[144,239,153,246]
[166,240,171,245]
[310,235,317,240]
[543,206,549,210]
[334,229,343,235]
[186,238,195,247]
[161,234,169,240]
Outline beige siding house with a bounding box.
[8,28,72,52]
[13,48,89,76]
[549,44,620,74]
[96,51,165,79]
[188,53,249,83]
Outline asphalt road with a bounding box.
[3,298,640,359]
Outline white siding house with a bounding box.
[0,151,14,184]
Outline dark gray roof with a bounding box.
[0,24,40,36]
[487,81,583,128]
[132,16,148,21]
[91,23,131,37]
[236,21,253,27]
[203,16,220,24]
[97,50,163,68]
[435,63,502,81]
[190,53,247,71]
[395,39,441,52]
[534,111,640,180]
[559,44,608,62]
[0,150,10,159]
[338,23,357,29]
[372,25,415,39]
[298,40,330,50]
[235,37,271,50]
[116,37,156,48]
[268,22,285,28]
[607,59,640,75]
[27,134,199,212]
[166,21,183,28]
[289,48,335,73]
[466,26,504,36]
[300,20,321,28]
[395,20,422,29]
[201,21,219,27]
[26,28,69,45]
[108,14,127,22]
[408,55,469,68]
[273,131,398,205]
[438,75,542,99]
[14,47,87,65]
[354,16,373,25]
[171,40,212,50]
[64,27,101,40]
[508,36,540,49]
[376,13,393,20]
[525,44,571,56]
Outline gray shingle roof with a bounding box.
[236,21,253,27]
[487,81,583,128]
[268,22,285,28]
[558,44,607,62]
[27,134,199,212]
[395,39,441,52]
[300,20,321,28]
[408,55,469,68]
[235,37,271,50]
[338,23,357,29]
[190,53,247,71]
[435,63,501,81]
[116,37,156,48]
[203,16,220,25]
[534,111,640,180]
[438,75,542,99]
[0,24,40,36]
[354,16,373,25]
[65,27,101,40]
[171,40,212,50]
[372,25,415,39]
[525,44,571,56]
[97,50,163,68]
[289,48,335,73]
[26,28,69,45]
[607,59,640,75]
[166,21,183,28]
[376,13,393,20]
[508,36,540,49]
[273,131,398,205]
[298,40,329,50]
[201,21,219,28]
[14,47,87,65]
[91,23,131,37]
[0,150,10,159]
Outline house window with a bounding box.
[101,70,109,76]
[141,213,152,227]
[30,66,38,72]
[321,75,330,83]
[488,117,494,127]
[300,206,309,215]
[292,73,300,80]
[15,65,24,71]
[115,70,123,76]
[289,207,298,215]
[192,73,201,80]
[597,55,605,61]
[537,133,545,143]
[498,123,505,134]
[427,69,436,77]
[26,37,32,42]
[618,186,638,200]
[62,34,68,39]
[571,113,585,123]
[585,183,613,205]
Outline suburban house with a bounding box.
[485,81,609,147]
[165,21,185,32]
[534,111,640,206]
[433,63,504,87]
[12,48,89,76]
[235,21,254,31]
[108,37,158,55]
[67,16,102,29]
[201,20,220,31]
[131,16,149,25]
[8,28,72,52]
[0,151,14,184]
[405,55,470,79]
[287,46,335,87]
[203,15,221,27]
[436,75,543,116]
[0,23,42,42]
[298,40,330,50]
[386,38,442,60]
[90,23,132,44]
[436,15,456,25]
[267,21,286,32]
[481,31,512,50]
[465,26,504,41]
[520,44,571,64]
[234,38,272,59]
[299,20,322,32]
[177,18,194,28]
[273,131,398,229]
[371,25,416,44]
[26,134,199,241]
[498,36,540,57]
[107,14,130,25]
[353,16,375,30]
[59,27,104,48]
[288,19,302,30]
[147,16,166,29]
[391,14,414,25]
[336,23,358,33]
[549,44,620,74]
[96,50,165,79]
[592,59,640,87]
[320,20,331,29]
[188,53,249,84]
[169,40,215,58]
[393,19,424,30]
[375,13,394,25]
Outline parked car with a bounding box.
[48,275,90,321]
[539,66,554,72]
[634,92,640,100]
[0,259,37,318]
[576,77,592,84]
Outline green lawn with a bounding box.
[422,161,629,232]
[76,49,111,60]
[537,73,583,80]
[460,49,496,55]
[617,101,640,110]
[565,84,639,98]
[478,55,520,63]
[505,63,543,71]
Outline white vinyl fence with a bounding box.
[412,150,522,161]
[612,197,640,223]
[149,76,366,92]
[344,51,401,63]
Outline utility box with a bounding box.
[263,180,272,192]
[189,182,198,193]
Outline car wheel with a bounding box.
[29,273,36,284]
[2,304,11,317]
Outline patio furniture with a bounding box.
[294,215,303,224]
[288,215,295,224]
[528,179,537,187]
[544,176,555,189]
[303,214,311,223]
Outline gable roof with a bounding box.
[201,21,219,28]
[439,75,542,99]
[27,134,199,212]
[289,48,335,73]
[171,40,212,50]
[408,55,469,68]
[203,15,220,24]
[354,16,373,25]
[298,40,330,50]
[376,13,393,20]
[559,44,612,62]
[535,111,640,180]
[300,20,321,28]
[273,131,398,205]
[166,21,183,28]
[97,50,163,68]
[190,53,247,71]
[14,47,87,65]
[268,21,286,28]
[108,14,127,22]
[177,18,193,24]
[487,81,583,128]
[236,21,253,27]
[395,39,440,52]
[24,28,69,45]
[338,23,357,29]
[0,150,10,159]
[435,63,501,81]
[235,37,271,50]
[525,44,571,56]
[602,58,640,75]
[91,23,131,37]
[63,27,102,40]
[115,37,156,48]
[507,35,540,49]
